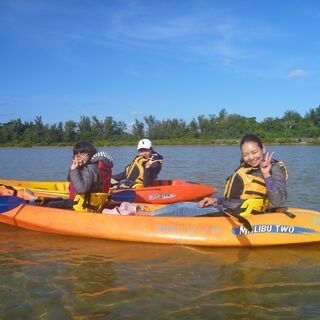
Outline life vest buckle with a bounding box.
[240,198,268,217]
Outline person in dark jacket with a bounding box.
[112,138,163,188]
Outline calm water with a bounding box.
[0,145,320,319]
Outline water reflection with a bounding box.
[1,224,320,319]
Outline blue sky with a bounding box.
[1,0,320,129]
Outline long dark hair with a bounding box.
[73,141,97,159]
[240,134,263,150]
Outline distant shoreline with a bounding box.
[1,138,319,148]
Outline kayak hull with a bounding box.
[0,203,319,247]
[0,179,218,204]
[126,180,217,203]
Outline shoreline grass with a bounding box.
[1,137,319,148]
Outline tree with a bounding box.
[103,116,127,139]
[0,119,26,143]
[33,116,46,143]
[91,116,103,140]
[188,118,200,138]
[144,115,159,139]
[78,116,93,141]
[282,110,303,135]
[103,116,113,139]
[261,117,283,137]
[218,108,227,121]
[1,107,320,146]
[197,115,211,137]
[46,123,64,143]
[64,120,77,142]
[112,120,127,136]
[306,106,320,127]
[132,119,145,138]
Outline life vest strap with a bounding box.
[223,208,253,232]
[239,198,269,217]
[73,192,109,212]
[266,207,296,218]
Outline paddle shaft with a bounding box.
[1,183,136,203]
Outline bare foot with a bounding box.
[23,188,38,202]
[133,207,152,216]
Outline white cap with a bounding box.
[137,138,152,150]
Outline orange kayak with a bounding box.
[0,179,218,204]
[122,179,217,204]
[0,198,319,247]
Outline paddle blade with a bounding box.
[110,190,136,203]
[0,196,27,213]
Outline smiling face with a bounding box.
[138,148,152,159]
[241,141,265,168]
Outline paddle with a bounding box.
[222,209,253,232]
[27,190,136,203]
[109,190,135,202]
[0,195,26,213]
[1,183,136,203]
[201,206,253,232]
[0,189,136,214]
[0,195,68,213]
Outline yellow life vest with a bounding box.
[73,192,109,212]
[125,156,149,186]
[223,161,288,216]
[224,167,266,216]
[224,166,267,200]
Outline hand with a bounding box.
[145,159,161,168]
[260,151,274,178]
[70,159,79,170]
[198,197,217,208]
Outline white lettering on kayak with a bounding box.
[157,224,220,236]
[234,225,302,235]
[314,216,320,227]
[149,193,176,200]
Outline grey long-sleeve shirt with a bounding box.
[69,163,102,195]
[68,152,113,195]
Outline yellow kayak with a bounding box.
[0,178,218,204]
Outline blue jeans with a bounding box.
[153,202,221,217]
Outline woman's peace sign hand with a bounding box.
[260,151,274,178]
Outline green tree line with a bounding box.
[1,106,320,147]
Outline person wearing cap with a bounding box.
[112,138,163,188]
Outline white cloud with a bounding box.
[131,111,144,116]
[287,69,306,78]
[0,112,14,119]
